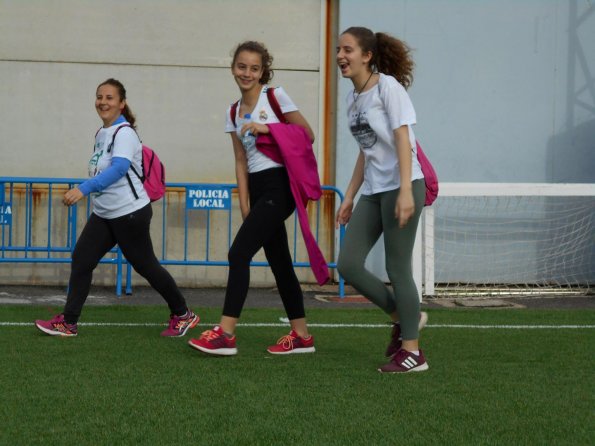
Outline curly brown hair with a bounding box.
[231,41,274,85]
[97,78,137,129]
[342,27,414,89]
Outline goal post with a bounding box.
[419,183,595,297]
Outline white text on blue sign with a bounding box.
[0,203,12,225]
[187,188,231,210]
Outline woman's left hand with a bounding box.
[395,188,415,228]
[63,188,84,206]
[241,122,270,137]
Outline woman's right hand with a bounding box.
[241,205,250,221]
[63,188,84,207]
[335,199,354,228]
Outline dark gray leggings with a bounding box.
[337,180,425,340]
[63,204,188,324]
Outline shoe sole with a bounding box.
[378,363,429,374]
[267,347,316,355]
[188,340,237,356]
[35,322,77,337]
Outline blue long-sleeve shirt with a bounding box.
[78,157,131,195]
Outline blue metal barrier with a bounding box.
[0,177,345,297]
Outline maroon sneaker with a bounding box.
[378,349,429,373]
[35,314,78,337]
[188,325,237,356]
[267,330,315,355]
[161,310,199,337]
[385,311,428,358]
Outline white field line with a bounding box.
[2,322,595,329]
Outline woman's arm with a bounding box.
[63,157,131,206]
[394,125,414,228]
[230,133,250,219]
[283,110,315,143]
[335,150,364,228]
[240,109,315,144]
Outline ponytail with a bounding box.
[374,32,414,89]
[120,104,137,129]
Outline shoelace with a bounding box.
[200,329,221,341]
[54,322,75,333]
[168,313,191,330]
[174,315,193,330]
[276,334,296,350]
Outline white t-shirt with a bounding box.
[88,124,149,218]
[225,86,298,173]
[345,73,424,195]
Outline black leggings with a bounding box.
[63,204,188,324]
[223,168,305,320]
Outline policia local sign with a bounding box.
[186,186,232,210]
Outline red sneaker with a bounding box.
[161,310,199,337]
[188,325,237,356]
[35,314,78,337]
[385,311,428,358]
[267,330,315,355]
[378,349,429,373]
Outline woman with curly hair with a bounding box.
[189,41,317,356]
[336,27,429,373]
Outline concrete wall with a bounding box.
[0,0,324,181]
[0,0,329,287]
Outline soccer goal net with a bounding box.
[421,183,595,296]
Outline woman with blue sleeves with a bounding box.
[35,78,199,338]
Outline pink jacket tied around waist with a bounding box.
[256,123,330,285]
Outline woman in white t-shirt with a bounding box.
[35,78,199,338]
[189,41,316,356]
[336,27,429,373]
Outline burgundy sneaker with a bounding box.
[378,349,429,373]
[35,314,78,337]
[161,310,199,337]
[385,311,428,358]
[267,330,315,355]
[188,325,237,356]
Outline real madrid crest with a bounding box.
[259,109,268,121]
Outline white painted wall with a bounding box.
[0,0,323,182]
[0,0,328,287]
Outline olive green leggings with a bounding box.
[337,179,425,340]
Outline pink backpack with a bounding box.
[108,124,166,202]
[416,141,438,206]
[377,83,439,206]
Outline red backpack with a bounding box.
[106,124,166,202]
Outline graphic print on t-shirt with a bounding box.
[350,111,377,149]
[88,150,103,177]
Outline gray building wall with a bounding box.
[335,0,594,285]
[336,0,594,189]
